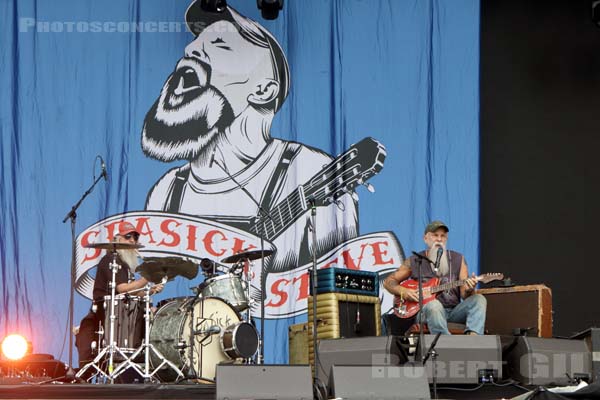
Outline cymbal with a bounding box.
[84,242,144,250]
[136,257,199,283]
[221,249,274,264]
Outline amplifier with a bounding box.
[304,293,381,368]
[477,284,552,338]
[314,267,379,296]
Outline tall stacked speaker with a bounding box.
[290,268,432,399]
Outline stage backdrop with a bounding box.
[0,0,479,364]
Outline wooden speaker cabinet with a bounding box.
[477,284,552,338]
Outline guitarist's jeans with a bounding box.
[419,294,487,335]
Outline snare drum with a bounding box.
[101,294,144,352]
[200,274,248,312]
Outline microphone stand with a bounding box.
[211,157,272,364]
[308,199,320,383]
[422,332,442,399]
[410,251,435,365]
[62,172,105,370]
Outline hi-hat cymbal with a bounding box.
[221,249,274,264]
[84,242,144,250]
[136,257,199,283]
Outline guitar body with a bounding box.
[392,272,504,319]
[393,277,440,319]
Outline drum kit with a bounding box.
[76,241,272,384]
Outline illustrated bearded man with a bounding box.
[142,2,358,283]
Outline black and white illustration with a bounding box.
[141,3,387,305]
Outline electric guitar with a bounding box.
[393,273,504,319]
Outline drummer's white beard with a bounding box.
[117,249,140,275]
[428,245,449,277]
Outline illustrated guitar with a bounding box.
[249,137,386,241]
[393,273,504,319]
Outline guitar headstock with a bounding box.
[478,273,504,284]
[304,137,386,206]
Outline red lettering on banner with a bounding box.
[186,225,198,251]
[81,230,101,262]
[370,241,394,265]
[104,221,120,242]
[231,238,256,254]
[203,230,227,256]
[136,217,156,244]
[293,273,310,301]
[158,219,181,247]
[266,278,289,307]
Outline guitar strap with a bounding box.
[258,142,301,212]
[165,164,191,213]
[164,142,302,214]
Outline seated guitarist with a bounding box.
[383,221,487,335]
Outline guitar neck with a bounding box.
[251,188,304,241]
[431,277,474,294]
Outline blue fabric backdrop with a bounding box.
[0,0,479,364]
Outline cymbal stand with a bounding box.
[111,283,185,382]
[244,259,252,323]
[76,251,127,383]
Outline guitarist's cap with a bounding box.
[425,221,449,234]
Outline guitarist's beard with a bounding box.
[428,245,449,276]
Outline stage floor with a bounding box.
[0,383,216,400]
[0,381,598,400]
[0,381,537,400]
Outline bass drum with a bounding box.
[149,297,240,382]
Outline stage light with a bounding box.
[200,0,227,13]
[1,334,29,361]
[593,1,600,28]
[257,0,284,20]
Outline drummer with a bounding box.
[92,222,164,301]
[76,222,163,369]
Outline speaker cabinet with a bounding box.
[417,335,503,384]
[306,293,381,368]
[216,365,313,400]
[478,284,552,337]
[328,365,431,400]
[504,336,592,386]
[572,327,600,383]
[316,336,408,385]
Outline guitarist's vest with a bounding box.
[408,250,463,308]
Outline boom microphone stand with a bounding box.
[211,156,273,364]
[62,156,107,369]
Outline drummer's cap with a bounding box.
[118,221,139,236]
[424,221,449,234]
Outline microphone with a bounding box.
[208,150,216,168]
[434,246,443,273]
[100,156,108,181]
[194,325,221,336]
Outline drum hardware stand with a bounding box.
[76,250,129,383]
[211,156,273,364]
[179,288,203,381]
[111,282,185,382]
[62,155,107,369]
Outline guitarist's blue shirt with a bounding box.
[408,250,463,308]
